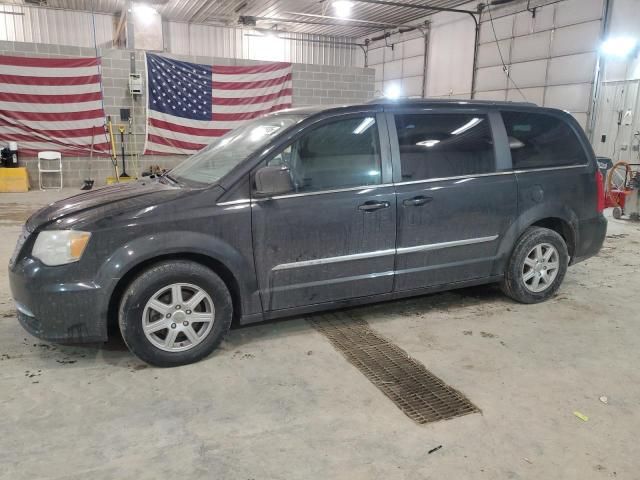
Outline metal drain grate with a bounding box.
[310,312,479,424]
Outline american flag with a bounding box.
[0,54,109,156]
[144,53,293,155]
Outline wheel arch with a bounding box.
[106,252,244,335]
[96,230,259,339]
[530,217,576,258]
[493,204,579,276]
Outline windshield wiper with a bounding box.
[159,172,180,185]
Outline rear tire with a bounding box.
[119,260,232,367]
[501,227,569,304]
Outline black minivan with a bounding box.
[9,99,607,366]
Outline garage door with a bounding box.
[474,0,605,132]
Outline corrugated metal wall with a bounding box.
[164,21,358,66]
[0,4,114,47]
[0,3,358,66]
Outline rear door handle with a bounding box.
[402,196,433,207]
[358,200,390,212]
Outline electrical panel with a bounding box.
[128,73,143,95]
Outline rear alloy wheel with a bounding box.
[119,261,232,367]
[501,227,568,304]
[521,243,560,293]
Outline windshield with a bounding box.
[169,114,305,185]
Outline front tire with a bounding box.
[119,260,232,367]
[501,227,569,304]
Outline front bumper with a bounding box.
[571,214,607,265]
[9,257,108,343]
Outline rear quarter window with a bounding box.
[502,111,588,170]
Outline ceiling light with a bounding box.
[132,3,156,17]
[601,36,638,59]
[451,117,482,135]
[333,1,354,18]
[384,83,402,100]
[416,139,440,147]
[353,117,375,134]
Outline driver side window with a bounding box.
[267,116,382,193]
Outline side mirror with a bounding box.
[255,165,294,197]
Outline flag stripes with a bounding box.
[0,54,108,156]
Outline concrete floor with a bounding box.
[1,188,638,480]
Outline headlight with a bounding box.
[32,230,91,266]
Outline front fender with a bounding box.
[94,230,259,322]
[492,201,579,276]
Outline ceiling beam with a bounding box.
[348,0,477,15]
[282,11,403,28]
[248,16,385,30]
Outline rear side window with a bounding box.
[394,113,495,181]
[267,116,382,192]
[502,111,588,170]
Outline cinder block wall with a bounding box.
[0,40,375,188]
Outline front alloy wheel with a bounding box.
[119,260,232,367]
[142,283,215,352]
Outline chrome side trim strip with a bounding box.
[266,270,395,293]
[513,164,586,174]
[217,198,251,206]
[255,183,395,202]
[394,171,514,187]
[395,256,496,276]
[397,235,498,255]
[272,248,396,271]
[271,235,498,271]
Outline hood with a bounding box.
[26,179,189,232]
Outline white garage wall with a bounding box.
[164,21,358,67]
[0,3,114,48]
[425,6,476,98]
[362,28,427,98]
[475,0,606,130]
[591,0,640,160]
[356,1,477,99]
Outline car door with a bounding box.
[251,112,396,312]
[388,108,517,291]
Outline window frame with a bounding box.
[385,108,510,185]
[499,109,591,172]
[251,111,393,198]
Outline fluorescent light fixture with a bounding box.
[132,3,156,17]
[416,139,440,147]
[451,117,482,135]
[353,117,375,134]
[333,0,354,18]
[601,36,638,58]
[384,83,402,100]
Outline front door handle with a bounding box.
[358,200,390,212]
[402,196,433,207]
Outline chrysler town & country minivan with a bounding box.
[9,99,607,366]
